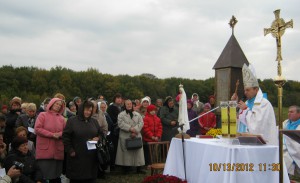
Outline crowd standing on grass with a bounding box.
[0,91,298,182]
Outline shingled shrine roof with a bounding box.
[213,35,249,69]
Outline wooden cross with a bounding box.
[264,9,293,62]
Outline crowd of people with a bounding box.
[0,92,216,183]
[0,83,299,182]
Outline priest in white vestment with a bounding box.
[238,64,278,145]
[283,105,300,175]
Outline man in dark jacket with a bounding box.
[106,93,123,170]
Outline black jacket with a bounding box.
[107,104,122,136]
[4,149,43,183]
[15,114,37,142]
[63,102,102,180]
[5,109,21,145]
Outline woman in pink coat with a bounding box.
[35,98,66,183]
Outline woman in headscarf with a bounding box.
[159,96,179,141]
[115,99,145,174]
[99,101,113,135]
[91,100,108,136]
[63,101,102,183]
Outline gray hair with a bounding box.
[289,105,300,113]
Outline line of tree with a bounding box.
[0,65,299,107]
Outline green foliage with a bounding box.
[0,65,299,109]
[273,107,288,125]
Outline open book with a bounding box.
[236,133,267,145]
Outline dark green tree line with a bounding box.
[0,65,299,107]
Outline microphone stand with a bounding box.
[178,124,187,180]
[177,106,220,181]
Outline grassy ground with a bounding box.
[95,168,300,183]
[96,167,150,183]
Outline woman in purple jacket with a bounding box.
[186,99,200,137]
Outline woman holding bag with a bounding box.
[63,101,102,183]
[115,99,145,174]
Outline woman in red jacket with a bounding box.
[198,103,216,135]
[142,105,163,167]
[143,105,162,142]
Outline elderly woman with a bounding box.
[99,102,113,134]
[4,136,43,183]
[66,101,76,119]
[159,96,179,141]
[115,99,145,174]
[34,98,66,183]
[9,127,35,157]
[63,101,102,183]
[16,103,37,128]
[91,100,108,136]
[16,103,37,143]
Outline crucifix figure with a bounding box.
[264,9,293,63]
[264,9,293,183]
[229,15,238,35]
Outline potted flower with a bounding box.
[205,128,222,137]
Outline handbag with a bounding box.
[125,137,143,150]
[96,134,113,171]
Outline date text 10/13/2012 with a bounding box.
[209,163,280,172]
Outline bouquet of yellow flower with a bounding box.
[205,128,222,137]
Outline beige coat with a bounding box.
[115,111,145,166]
[92,111,108,135]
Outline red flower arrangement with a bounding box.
[143,174,187,183]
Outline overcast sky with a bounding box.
[0,0,299,81]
